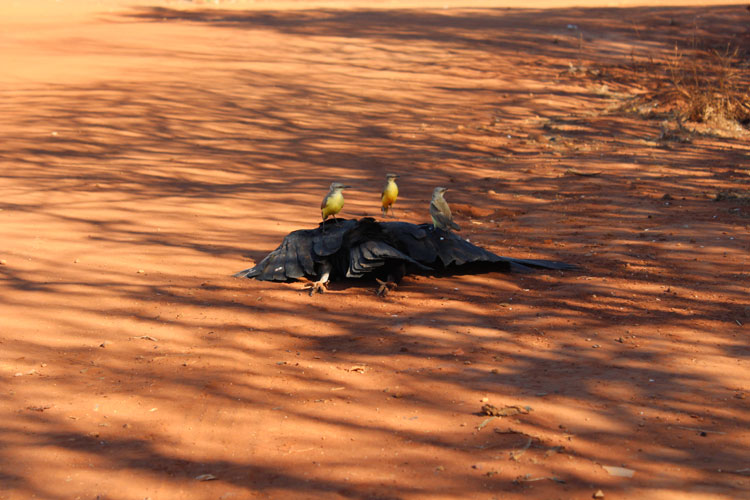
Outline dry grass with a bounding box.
[592,41,749,133]
[664,44,750,125]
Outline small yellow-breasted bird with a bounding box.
[381,173,399,218]
[429,186,461,231]
[321,182,351,224]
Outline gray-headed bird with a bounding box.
[381,173,399,218]
[321,182,350,224]
[429,187,460,231]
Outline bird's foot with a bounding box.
[375,278,397,297]
[303,280,329,296]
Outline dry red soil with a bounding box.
[1,1,749,499]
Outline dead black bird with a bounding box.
[234,218,429,295]
[234,217,577,296]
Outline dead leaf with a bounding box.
[26,405,52,412]
[565,168,602,177]
[602,465,635,478]
[482,404,531,417]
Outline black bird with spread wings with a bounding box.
[234,217,577,296]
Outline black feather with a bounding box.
[235,218,577,285]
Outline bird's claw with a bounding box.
[303,280,329,296]
[375,278,397,297]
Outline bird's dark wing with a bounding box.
[346,239,430,278]
[382,222,487,267]
[414,224,505,268]
[312,219,358,256]
[235,218,577,284]
[381,222,438,263]
[234,219,360,281]
[234,228,318,281]
[382,222,577,273]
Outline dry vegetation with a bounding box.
[661,43,749,126]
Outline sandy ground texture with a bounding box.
[1,0,749,499]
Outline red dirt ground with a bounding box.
[1,1,749,499]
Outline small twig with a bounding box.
[494,428,528,435]
[510,437,533,461]
[515,474,566,484]
[477,416,496,430]
[286,447,315,454]
[133,335,158,342]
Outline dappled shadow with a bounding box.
[1,2,749,499]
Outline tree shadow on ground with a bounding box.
[1,3,749,499]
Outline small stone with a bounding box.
[593,490,605,499]
[137,269,145,274]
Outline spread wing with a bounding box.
[382,222,577,272]
[346,239,430,278]
[233,229,317,281]
[234,219,359,281]
[235,218,577,284]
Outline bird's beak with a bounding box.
[343,185,352,189]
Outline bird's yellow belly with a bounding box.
[382,183,398,207]
[322,192,345,219]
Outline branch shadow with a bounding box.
[1,2,749,499]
